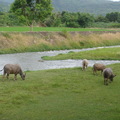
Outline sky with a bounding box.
[110,0,120,1]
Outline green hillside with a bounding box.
[0,0,14,3]
[0,0,120,15]
[0,1,10,12]
[52,0,120,15]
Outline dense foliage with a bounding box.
[10,0,53,26]
[0,10,120,28]
[45,11,120,28]
[0,0,120,28]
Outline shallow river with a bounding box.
[0,45,120,73]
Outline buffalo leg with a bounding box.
[7,74,9,79]
[14,74,17,80]
[104,78,108,85]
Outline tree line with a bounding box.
[45,11,120,28]
[0,0,120,28]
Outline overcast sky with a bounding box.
[110,0,120,1]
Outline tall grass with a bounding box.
[0,63,120,120]
[0,32,120,54]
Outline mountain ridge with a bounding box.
[0,0,120,15]
[52,0,120,15]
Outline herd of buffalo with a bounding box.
[82,59,116,85]
[0,59,116,86]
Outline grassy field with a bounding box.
[0,63,120,120]
[42,47,120,60]
[0,27,118,32]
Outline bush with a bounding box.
[66,21,80,28]
[109,23,120,28]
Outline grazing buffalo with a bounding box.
[82,59,89,71]
[103,68,116,85]
[1,64,26,80]
[93,63,106,75]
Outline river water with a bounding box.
[0,45,120,73]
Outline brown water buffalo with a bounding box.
[1,64,26,80]
[103,68,116,85]
[93,63,106,75]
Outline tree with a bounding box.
[95,15,108,22]
[45,12,62,27]
[10,0,53,26]
[106,12,120,22]
[61,11,80,28]
[0,12,25,26]
[78,13,94,28]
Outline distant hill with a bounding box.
[0,0,14,12]
[52,0,120,15]
[0,0,120,15]
[0,0,10,12]
[0,0,14,3]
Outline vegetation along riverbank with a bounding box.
[0,30,120,54]
[0,63,120,120]
[42,47,120,61]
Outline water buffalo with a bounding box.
[1,64,26,80]
[93,63,106,75]
[103,68,116,85]
[82,59,89,71]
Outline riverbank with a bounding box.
[0,31,120,54]
[42,46,120,61]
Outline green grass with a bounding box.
[42,47,120,60]
[0,27,117,32]
[0,63,120,120]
